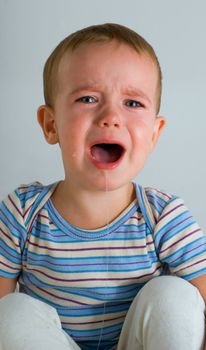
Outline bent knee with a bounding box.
[137,276,205,312]
[122,277,205,350]
[142,276,201,299]
[0,292,58,322]
[0,293,38,313]
[0,293,28,314]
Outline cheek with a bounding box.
[132,122,155,149]
[57,116,78,141]
[59,123,87,161]
[130,129,157,164]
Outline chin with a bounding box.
[88,173,132,193]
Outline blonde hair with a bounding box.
[43,23,162,113]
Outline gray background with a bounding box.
[0,0,206,230]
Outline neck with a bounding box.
[51,180,136,230]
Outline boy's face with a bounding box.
[39,41,165,192]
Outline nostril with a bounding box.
[102,121,119,128]
[98,114,121,128]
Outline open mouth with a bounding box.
[91,143,125,164]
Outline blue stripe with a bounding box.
[25,261,157,273]
[136,185,153,233]
[155,211,194,245]
[162,237,206,265]
[0,202,27,241]
[26,250,157,261]
[30,227,149,242]
[147,193,169,214]
[0,269,19,278]
[18,187,42,204]
[0,238,21,263]
[25,184,54,227]
[183,267,206,280]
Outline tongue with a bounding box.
[91,144,121,163]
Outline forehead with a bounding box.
[57,41,158,101]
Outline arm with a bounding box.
[0,276,18,298]
[191,273,206,302]
[151,193,206,347]
[0,188,26,299]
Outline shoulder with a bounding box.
[143,186,200,240]
[16,181,45,214]
[142,186,188,226]
[1,182,44,214]
[0,182,45,246]
[1,181,57,235]
[0,181,54,223]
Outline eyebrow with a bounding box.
[69,83,102,96]
[69,83,152,105]
[123,86,152,105]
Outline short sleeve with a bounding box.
[153,196,206,280]
[0,188,28,278]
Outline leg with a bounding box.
[0,293,80,350]
[117,276,205,350]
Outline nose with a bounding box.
[97,106,122,128]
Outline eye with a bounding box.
[76,96,97,103]
[125,100,144,108]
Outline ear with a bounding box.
[151,116,166,151]
[37,105,59,144]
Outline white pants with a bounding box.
[0,276,205,350]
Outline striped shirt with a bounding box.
[1,181,206,350]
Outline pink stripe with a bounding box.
[8,195,23,218]
[176,258,206,274]
[23,202,34,218]
[170,243,206,264]
[27,238,153,252]
[26,277,88,306]
[155,189,172,200]
[25,265,161,283]
[161,229,201,253]
[0,208,24,239]
[0,227,20,248]
[0,261,20,271]
[160,203,183,221]
[62,315,124,326]
[28,255,153,267]
[160,215,192,241]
